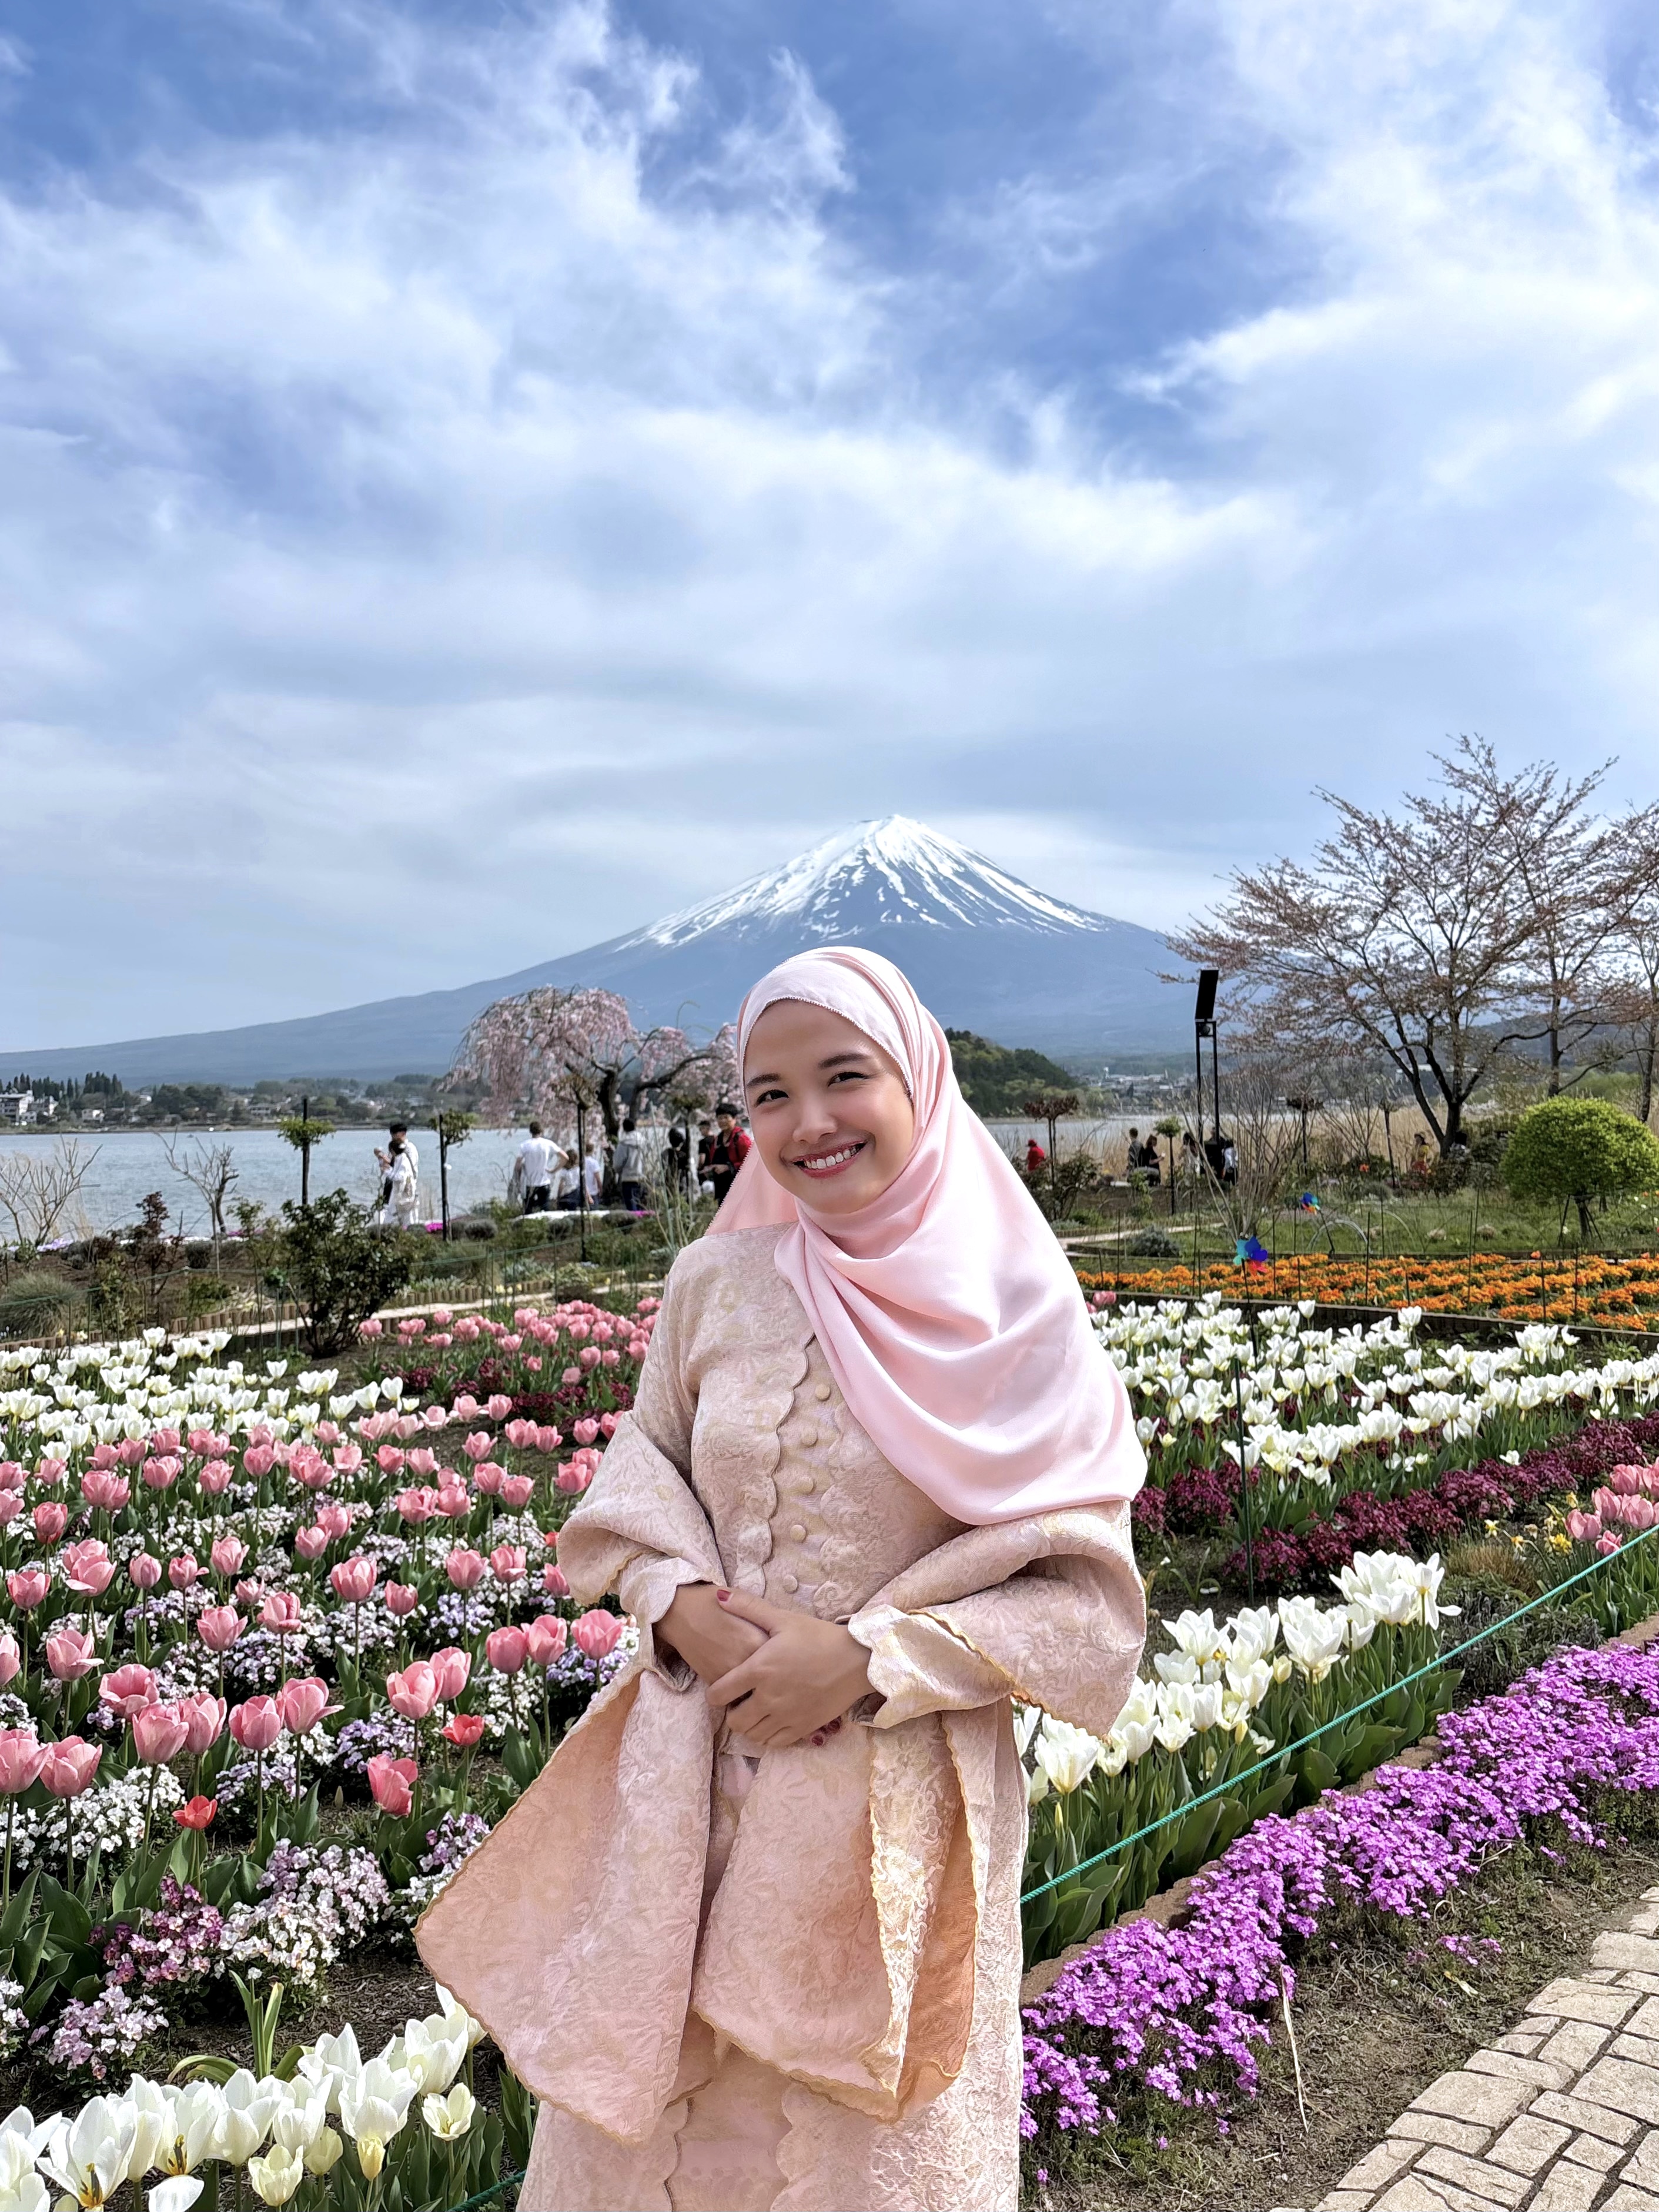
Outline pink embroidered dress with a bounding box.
[418,1226,1147,2211]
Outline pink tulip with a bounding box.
[1597,1531,1623,1555]
[523,1615,567,1666]
[333,1444,363,1474]
[235,1578,262,1608]
[243,1444,276,1479]
[317,1503,353,1541]
[535,1427,561,1454]
[198,1461,233,1495]
[486,1395,511,1420]
[429,1647,472,1702]
[384,1581,419,1618]
[462,1433,493,1463]
[446,1547,487,1592]
[115,1438,145,1467]
[406,1448,439,1479]
[376,1445,407,1477]
[0,1731,45,1794]
[196,1605,244,1653]
[490,1544,527,1584]
[396,1488,437,1525]
[294,1527,329,1562]
[0,1498,21,1530]
[128,1552,162,1591]
[556,1462,593,1495]
[32,1457,62,1488]
[367,1753,417,1816]
[543,1563,570,1598]
[386,1661,439,1721]
[572,1610,624,1662]
[0,1464,21,1493]
[501,1475,535,1510]
[0,1629,16,1689]
[168,1553,200,1592]
[330,1556,377,1604]
[260,1591,303,1636]
[62,1541,115,1597]
[83,1469,131,1512]
[150,1427,181,1454]
[131,1702,190,1766]
[32,1502,67,1546]
[229,1696,283,1753]
[210,1534,249,1578]
[45,1627,98,1682]
[473,1463,505,1497]
[486,1625,528,1675]
[276,1677,334,1735]
[38,1738,101,1798]
[142,1455,181,1492]
[178,1692,227,1756]
[579,1349,601,1373]
[436,1485,471,1520]
[573,1419,599,1446]
[99,1663,159,1720]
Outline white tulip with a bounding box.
[246,2147,304,2207]
[150,2181,204,2212]
[1033,1719,1102,1793]
[39,2099,138,2211]
[422,2085,477,2141]
[212,2073,282,2167]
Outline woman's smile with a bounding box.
[791,1139,869,1177]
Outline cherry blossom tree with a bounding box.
[451,986,738,1140]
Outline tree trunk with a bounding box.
[1641,1025,1658,1125]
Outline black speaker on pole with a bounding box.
[1194,969,1219,1026]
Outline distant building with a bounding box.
[0,1090,34,1125]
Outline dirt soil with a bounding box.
[1031,1812,1659,2212]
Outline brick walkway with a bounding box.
[1315,1888,1659,2210]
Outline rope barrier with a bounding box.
[444,2169,525,2212]
[1017,1521,1659,1906]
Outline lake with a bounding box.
[1,1114,1163,1239]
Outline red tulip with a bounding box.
[0,1730,46,1793]
[367,1753,417,1816]
[429,1647,471,1702]
[173,1796,218,1831]
[485,1626,528,1676]
[276,1676,335,1735]
[441,1712,485,1749]
[573,1610,624,1661]
[229,1696,283,1753]
[446,1548,487,1592]
[196,1605,243,1653]
[330,1556,377,1604]
[39,1739,101,1798]
[45,1627,98,1682]
[132,1702,191,1765]
[99,1663,159,1720]
[386,1661,439,1721]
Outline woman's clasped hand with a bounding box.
[658,1581,872,1749]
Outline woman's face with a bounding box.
[744,999,915,1216]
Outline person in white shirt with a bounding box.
[611,1119,647,1211]
[583,1150,604,1206]
[379,1137,419,1230]
[555,1154,581,1210]
[510,1122,557,1213]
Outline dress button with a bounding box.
[814,1383,831,1401]
[790,1523,807,1542]
[781,1573,800,1593]
[798,1425,818,1448]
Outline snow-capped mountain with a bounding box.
[3,819,1186,1081]
[628,818,1104,948]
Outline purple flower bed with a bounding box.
[1021,1637,1659,2141]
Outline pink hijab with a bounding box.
[708,947,1145,1527]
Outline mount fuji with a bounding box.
[4,819,1187,1083]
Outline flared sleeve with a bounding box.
[557,1264,727,1678]
[847,1502,1145,1736]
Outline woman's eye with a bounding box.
[753,1087,787,1106]
[828,1069,868,1087]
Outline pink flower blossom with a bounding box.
[196,1606,243,1653]
[446,1547,487,1592]
[490,1544,527,1584]
[486,1626,528,1675]
[38,1738,101,1798]
[81,1470,131,1512]
[198,1461,233,1495]
[210,1534,249,1578]
[99,1664,159,1720]
[429,1647,471,1702]
[6,1567,49,1611]
[524,1616,567,1666]
[229,1697,283,1752]
[367,1753,417,1816]
[260,1591,304,1635]
[572,1610,624,1661]
[127,1553,162,1591]
[294,1527,329,1562]
[45,1627,98,1681]
[386,1662,439,1721]
[32,1501,67,1545]
[131,1702,191,1765]
[330,1556,378,1604]
[543,1564,570,1598]
[0,1731,46,1794]
[178,1692,227,1755]
[384,1581,419,1617]
[276,1677,335,1735]
[168,1553,200,1592]
[63,1540,115,1597]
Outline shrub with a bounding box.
[1123,1227,1180,1257]
[1504,1095,1659,1233]
[277,1189,416,1353]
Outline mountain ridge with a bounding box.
[4,818,1189,1083]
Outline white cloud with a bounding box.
[2,0,1658,1046]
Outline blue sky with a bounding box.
[4,0,1659,1046]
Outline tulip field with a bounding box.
[1,1289,1659,2204]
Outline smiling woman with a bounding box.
[418,946,1148,2211]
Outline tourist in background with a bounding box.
[379,1135,419,1230]
[708,1103,752,1207]
[697,1116,716,1193]
[665,1123,691,1193]
[510,1121,557,1213]
[1124,1126,1142,1181]
[1025,1135,1046,1175]
[554,1149,581,1210]
[612,1118,647,1211]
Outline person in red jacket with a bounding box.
[1025,1136,1047,1175]
[709,1103,754,1207]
